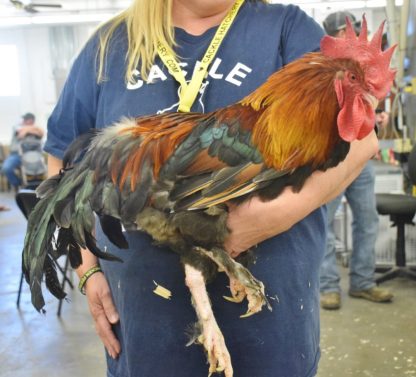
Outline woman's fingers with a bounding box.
[100,285,120,324]
[86,273,121,358]
[94,310,120,358]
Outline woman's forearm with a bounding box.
[47,154,98,277]
[271,130,379,230]
[47,154,64,177]
[224,131,379,256]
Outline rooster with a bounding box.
[23,16,395,377]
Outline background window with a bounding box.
[0,44,20,97]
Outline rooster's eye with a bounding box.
[350,74,356,81]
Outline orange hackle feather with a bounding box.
[241,53,346,170]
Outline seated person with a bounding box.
[1,113,44,190]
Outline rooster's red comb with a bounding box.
[320,15,396,99]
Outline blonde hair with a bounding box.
[96,0,174,83]
[96,0,266,84]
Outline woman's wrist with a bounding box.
[243,195,296,239]
[75,247,99,278]
[78,264,103,294]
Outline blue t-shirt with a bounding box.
[45,2,325,377]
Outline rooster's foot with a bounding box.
[197,317,233,377]
[224,273,269,318]
[194,246,271,317]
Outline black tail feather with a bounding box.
[44,254,67,301]
[99,215,129,249]
[56,228,82,269]
[84,232,123,262]
[67,242,83,269]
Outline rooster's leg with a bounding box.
[194,246,271,317]
[184,264,233,377]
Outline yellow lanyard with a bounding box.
[157,0,245,113]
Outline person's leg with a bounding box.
[1,153,21,188]
[345,162,378,290]
[346,161,393,302]
[320,193,344,293]
[345,161,392,302]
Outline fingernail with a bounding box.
[109,314,119,323]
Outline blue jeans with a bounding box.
[320,161,379,293]
[1,152,21,187]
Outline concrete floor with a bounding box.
[0,190,415,377]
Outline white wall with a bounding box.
[0,26,53,144]
[0,23,97,145]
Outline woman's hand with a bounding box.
[224,197,280,258]
[85,272,121,359]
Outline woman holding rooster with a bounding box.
[43,1,379,376]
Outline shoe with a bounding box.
[349,286,393,302]
[320,292,341,310]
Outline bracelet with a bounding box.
[78,265,102,295]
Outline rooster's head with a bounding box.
[320,15,396,142]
